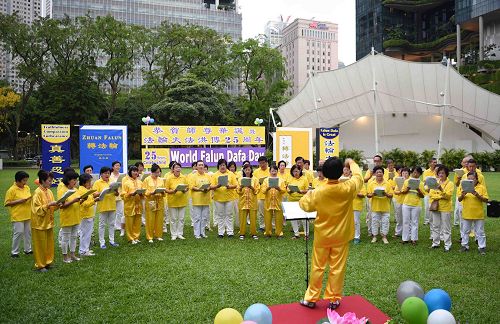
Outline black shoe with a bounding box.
[478,248,486,255]
[460,246,469,252]
[11,253,19,258]
[328,300,340,310]
[227,235,234,238]
[299,299,316,309]
[218,235,224,238]
[24,250,33,255]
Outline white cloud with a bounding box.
[239,0,356,64]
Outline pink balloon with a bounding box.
[241,321,257,324]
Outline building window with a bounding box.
[312,58,315,62]
[307,49,309,54]
[328,52,330,56]
[307,57,309,62]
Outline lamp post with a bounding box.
[437,57,450,163]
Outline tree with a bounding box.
[0,14,50,159]
[231,39,289,126]
[92,15,137,122]
[0,85,21,133]
[150,76,231,125]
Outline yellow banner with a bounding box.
[317,127,340,161]
[41,124,70,144]
[274,128,313,168]
[141,148,170,168]
[141,125,265,146]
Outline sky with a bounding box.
[239,0,356,65]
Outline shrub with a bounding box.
[403,150,420,168]
[439,148,467,170]
[419,149,437,167]
[339,149,364,166]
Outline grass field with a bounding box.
[0,168,499,323]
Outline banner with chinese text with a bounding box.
[273,128,313,168]
[79,125,127,174]
[41,124,71,187]
[142,147,266,168]
[141,125,265,146]
[316,127,340,162]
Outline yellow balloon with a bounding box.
[214,308,243,324]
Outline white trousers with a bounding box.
[257,199,265,229]
[11,220,32,254]
[423,196,431,224]
[232,199,239,228]
[214,201,234,236]
[115,200,124,230]
[372,212,390,236]
[169,207,186,238]
[163,204,170,230]
[189,198,194,226]
[61,225,79,254]
[99,211,116,245]
[366,200,372,236]
[431,211,452,249]
[393,199,403,236]
[461,219,486,249]
[453,198,462,226]
[402,205,421,241]
[141,200,146,225]
[192,205,209,238]
[292,219,308,236]
[79,217,94,254]
[353,211,361,239]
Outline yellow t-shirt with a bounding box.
[121,177,143,216]
[461,171,486,186]
[422,168,437,180]
[59,188,80,227]
[367,179,394,212]
[458,184,488,220]
[143,176,166,210]
[429,179,455,212]
[393,178,408,205]
[110,172,123,201]
[287,176,309,202]
[364,168,389,183]
[303,169,314,185]
[353,185,366,212]
[166,174,189,208]
[312,177,328,189]
[31,187,56,230]
[211,171,238,202]
[4,183,31,222]
[402,178,426,207]
[77,186,96,219]
[92,178,117,213]
[262,177,287,210]
[237,177,259,210]
[299,162,363,245]
[189,172,212,206]
[254,167,270,199]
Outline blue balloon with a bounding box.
[244,303,272,324]
[424,289,452,314]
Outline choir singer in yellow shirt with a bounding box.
[299,158,363,310]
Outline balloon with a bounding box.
[145,116,151,123]
[424,289,452,314]
[259,118,263,124]
[397,280,425,305]
[243,303,272,324]
[149,118,155,124]
[141,117,148,124]
[241,321,257,324]
[401,297,429,324]
[214,308,243,324]
[427,309,456,324]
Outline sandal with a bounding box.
[328,300,340,310]
[299,299,316,309]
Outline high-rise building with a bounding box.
[1,0,43,89]
[280,18,338,96]
[264,19,289,48]
[355,0,500,66]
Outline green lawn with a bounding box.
[0,168,499,323]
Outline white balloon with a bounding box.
[427,309,456,324]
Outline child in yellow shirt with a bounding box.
[4,171,32,258]
[59,171,82,263]
[458,172,488,254]
[77,173,96,256]
[367,166,394,244]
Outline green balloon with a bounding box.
[401,297,429,324]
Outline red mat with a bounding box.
[269,295,390,324]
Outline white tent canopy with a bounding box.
[277,54,500,144]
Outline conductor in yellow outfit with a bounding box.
[299,157,363,310]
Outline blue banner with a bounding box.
[41,124,72,187]
[79,125,128,174]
